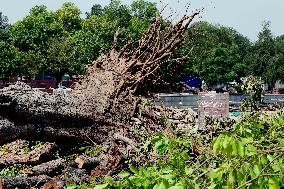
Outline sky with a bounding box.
[1,0,283,41]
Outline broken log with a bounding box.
[75,155,99,170]
[0,142,57,166]
[0,117,110,145]
[21,158,66,176]
[0,176,51,189]
[40,180,65,189]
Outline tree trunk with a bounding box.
[55,69,65,88]
[2,77,9,87]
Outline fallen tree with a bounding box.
[0,11,200,145]
[0,11,201,188]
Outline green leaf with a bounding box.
[253,164,261,176]
[118,172,130,178]
[169,182,185,189]
[228,171,235,184]
[129,165,139,174]
[223,136,230,149]
[185,166,194,176]
[267,154,273,162]
[194,183,200,189]
[268,178,280,189]
[160,174,174,180]
[208,184,217,189]
[209,168,222,180]
[213,136,221,154]
[237,140,244,157]
[66,184,77,189]
[94,183,109,189]
[261,156,268,165]
[231,140,238,155]
[153,181,167,189]
[246,144,258,156]
[161,168,173,174]
[236,171,244,183]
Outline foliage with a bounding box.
[0,164,30,177]
[3,107,282,189]
[200,47,246,87]
[86,4,104,18]
[186,22,245,76]
[2,1,284,92]
[0,41,22,79]
[54,2,82,33]
[67,111,284,189]
[79,145,103,156]
[71,15,119,70]
[103,0,132,28]
[247,21,284,91]
[130,0,157,22]
[46,36,74,83]
[241,75,264,111]
[0,12,9,29]
[146,21,251,92]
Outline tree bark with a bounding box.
[54,69,66,89]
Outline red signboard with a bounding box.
[198,92,229,128]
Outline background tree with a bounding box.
[85,4,103,18]
[54,2,82,33]
[10,5,61,77]
[46,37,73,87]
[130,0,157,22]
[71,15,120,74]
[10,4,82,84]
[144,21,249,92]
[72,0,157,75]
[186,22,237,75]
[200,47,246,87]
[248,21,280,91]
[274,35,284,84]
[103,0,132,28]
[2,1,284,94]
[0,12,9,29]
[0,42,22,82]
[0,12,21,82]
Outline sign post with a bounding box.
[198,92,229,128]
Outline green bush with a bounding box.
[70,111,284,189]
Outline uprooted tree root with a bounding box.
[0,11,200,188]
